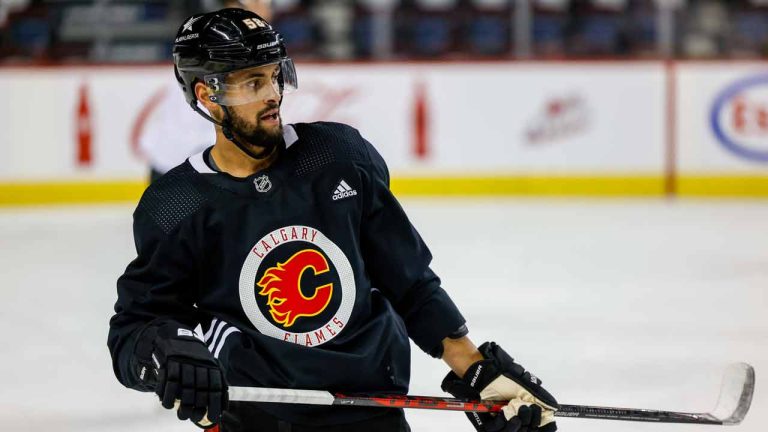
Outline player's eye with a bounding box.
[241,78,264,90]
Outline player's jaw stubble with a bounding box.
[229,104,284,158]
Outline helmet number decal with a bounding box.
[243,18,267,30]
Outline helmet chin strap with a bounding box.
[191,102,277,162]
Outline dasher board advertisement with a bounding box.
[0,63,665,181]
[677,64,768,173]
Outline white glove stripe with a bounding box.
[480,376,558,423]
[541,409,556,426]
[174,399,214,427]
[501,399,532,421]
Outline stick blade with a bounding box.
[710,363,755,425]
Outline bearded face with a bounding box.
[228,101,284,156]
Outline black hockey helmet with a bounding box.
[173,8,297,109]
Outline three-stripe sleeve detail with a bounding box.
[203,318,241,359]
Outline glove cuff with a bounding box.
[479,341,559,410]
[132,321,215,386]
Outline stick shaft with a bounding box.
[554,404,720,424]
[228,363,753,425]
[228,388,723,424]
[331,395,722,424]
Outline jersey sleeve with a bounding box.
[107,183,204,391]
[360,139,466,358]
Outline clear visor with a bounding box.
[204,59,297,106]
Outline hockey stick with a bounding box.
[228,363,754,425]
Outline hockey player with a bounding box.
[108,8,559,432]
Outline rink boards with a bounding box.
[1,61,767,204]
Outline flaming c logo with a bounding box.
[240,225,355,347]
[256,249,334,328]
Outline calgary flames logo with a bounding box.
[256,249,334,328]
[240,225,355,346]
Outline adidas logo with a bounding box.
[332,180,357,201]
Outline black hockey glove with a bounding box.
[134,323,228,429]
[441,342,559,432]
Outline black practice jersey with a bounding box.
[108,122,466,425]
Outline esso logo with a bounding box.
[710,74,768,163]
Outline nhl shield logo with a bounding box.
[254,175,272,193]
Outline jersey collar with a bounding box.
[188,124,298,174]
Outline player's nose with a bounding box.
[264,82,280,104]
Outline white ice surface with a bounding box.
[0,199,765,432]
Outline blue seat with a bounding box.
[533,14,566,44]
[412,15,453,55]
[467,15,509,55]
[141,2,169,21]
[273,14,316,55]
[633,12,656,47]
[580,14,622,53]
[353,13,375,56]
[733,12,768,45]
[9,18,50,54]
